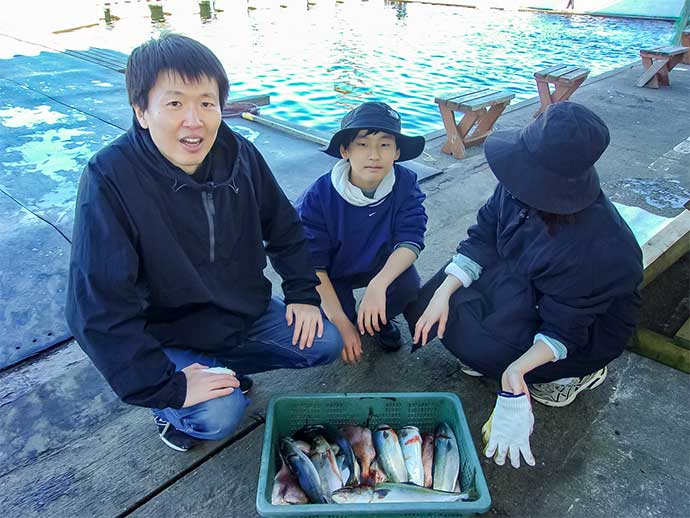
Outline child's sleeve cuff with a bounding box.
[444,262,472,287]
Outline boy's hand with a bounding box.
[335,318,363,364]
[286,303,324,349]
[358,279,387,336]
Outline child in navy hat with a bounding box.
[407,101,642,469]
[295,101,428,364]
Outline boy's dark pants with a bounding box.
[331,266,421,324]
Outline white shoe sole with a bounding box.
[158,422,191,452]
[530,367,608,408]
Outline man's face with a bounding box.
[134,72,222,174]
[340,130,400,190]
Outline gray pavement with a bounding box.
[1,41,689,518]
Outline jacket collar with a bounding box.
[127,116,243,191]
[330,158,395,207]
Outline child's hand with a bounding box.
[335,318,363,364]
[358,280,387,336]
[413,290,450,346]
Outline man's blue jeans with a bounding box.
[153,298,342,441]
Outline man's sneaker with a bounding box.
[529,367,608,408]
[375,320,402,352]
[458,359,483,377]
[154,415,201,452]
[238,375,253,395]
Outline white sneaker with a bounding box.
[458,359,483,377]
[529,367,608,407]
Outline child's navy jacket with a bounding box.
[449,184,643,362]
[65,122,320,409]
[295,164,427,284]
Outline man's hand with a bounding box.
[358,279,388,336]
[335,317,363,364]
[182,363,239,408]
[413,289,450,346]
[286,303,324,349]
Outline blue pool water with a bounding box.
[20,0,674,135]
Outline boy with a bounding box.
[65,34,342,452]
[295,102,427,364]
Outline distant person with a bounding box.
[295,102,427,364]
[407,102,643,468]
[65,34,342,452]
[566,0,575,9]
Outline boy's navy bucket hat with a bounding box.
[485,101,610,215]
[323,102,425,162]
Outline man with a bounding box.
[66,34,342,452]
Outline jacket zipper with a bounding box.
[201,190,216,263]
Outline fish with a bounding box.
[293,439,311,455]
[373,425,408,483]
[399,426,424,486]
[335,452,351,485]
[368,459,388,484]
[421,432,434,488]
[279,437,327,504]
[342,425,375,484]
[295,424,360,485]
[310,435,343,501]
[331,483,472,504]
[432,422,461,492]
[271,460,309,505]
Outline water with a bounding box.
[5,0,674,135]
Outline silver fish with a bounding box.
[432,422,461,492]
[342,425,375,484]
[373,425,408,483]
[332,483,472,504]
[399,426,424,486]
[295,424,360,485]
[279,437,327,504]
[310,435,343,501]
[335,452,352,483]
[271,460,309,505]
[421,432,434,488]
[293,439,311,455]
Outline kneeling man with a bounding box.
[66,34,342,452]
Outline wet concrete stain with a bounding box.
[611,178,690,214]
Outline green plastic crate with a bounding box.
[256,392,491,517]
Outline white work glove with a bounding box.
[482,391,536,469]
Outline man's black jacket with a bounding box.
[65,121,320,409]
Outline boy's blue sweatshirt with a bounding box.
[295,164,427,283]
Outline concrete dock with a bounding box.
[0,30,689,518]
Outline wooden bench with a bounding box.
[434,88,515,160]
[534,64,590,115]
[681,29,690,65]
[636,45,689,88]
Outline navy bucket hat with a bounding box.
[323,102,426,162]
[485,102,610,215]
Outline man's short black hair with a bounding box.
[337,128,400,150]
[126,33,229,111]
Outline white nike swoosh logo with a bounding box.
[369,212,376,217]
